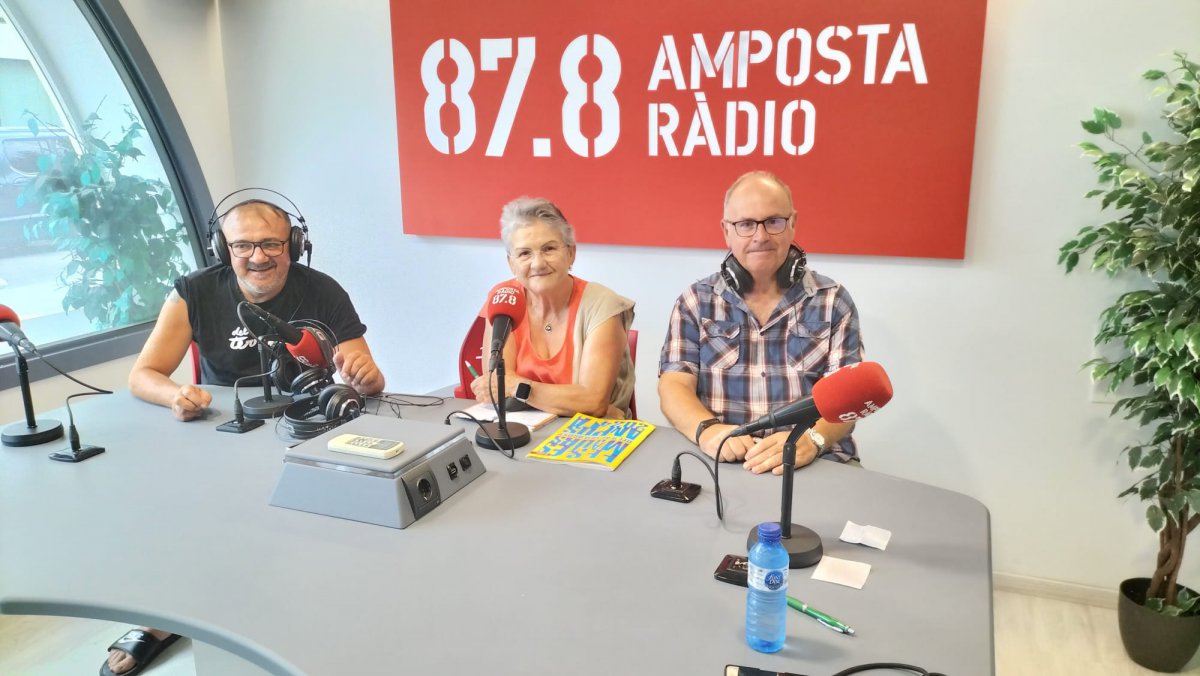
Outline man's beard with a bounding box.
[240,263,283,296]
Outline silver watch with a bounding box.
[807,428,828,453]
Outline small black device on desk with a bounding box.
[714,554,749,587]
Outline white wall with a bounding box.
[21,0,1192,592]
[120,0,236,199]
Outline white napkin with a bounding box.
[811,556,872,589]
[839,520,892,550]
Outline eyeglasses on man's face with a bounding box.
[723,216,793,238]
[228,240,287,258]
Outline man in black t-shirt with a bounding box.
[129,200,385,420]
[109,200,386,676]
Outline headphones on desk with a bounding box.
[207,188,312,266]
[719,244,807,294]
[270,322,362,438]
[280,385,365,439]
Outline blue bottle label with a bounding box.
[748,563,788,591]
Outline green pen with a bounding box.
[786,596,856,636]
[464,361,480,378]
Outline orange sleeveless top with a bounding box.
[511,277,587,385]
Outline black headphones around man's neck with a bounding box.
[719,244,807,294]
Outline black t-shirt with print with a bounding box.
[175,264,367,386]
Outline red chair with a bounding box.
[190,341,201,385]
[454,316,486,399]
[626,329,639,420]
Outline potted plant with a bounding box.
[1059,51,1200,672]
[19,104,193,330]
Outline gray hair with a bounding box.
[220,199,291,230]
[723,171,794,212]
[499,197,576,251]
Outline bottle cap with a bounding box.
[757,522,782,543]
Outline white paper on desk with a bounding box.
[460,402,557,430]
[812,556,871,589]
[839,521,892,550]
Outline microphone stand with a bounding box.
[217,377,265,433]
[1,345,64,447]
[475,352,530,451]
[744,424,823,568]
[242,338,292,419]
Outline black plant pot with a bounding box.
[1118,577,1200,672]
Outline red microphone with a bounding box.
[729,361,893,437]
[811,361,893,423]
[0,304,32,350]
[286,328,332,369]
[485,282,526,371]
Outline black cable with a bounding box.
[232,364,279,399]
[230,363,281,424]
[487,360,497,409]
[16,344,113,450]
[712,434,731,520]
[444,410,514,459]
[235,301,266,341]
[366,393,446,418]
[831,664,944,676]
[63,391,111,449]
[673,449,724,520]
[21,343,111,394]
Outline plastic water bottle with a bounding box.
[746,521,789,652]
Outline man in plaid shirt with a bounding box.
[658,171,864,474]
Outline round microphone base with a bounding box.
[243,395,294,420]
[475,422,531,451]
[746,522,824,569]
[2,418,65,447]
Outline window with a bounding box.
[0,0,212,386]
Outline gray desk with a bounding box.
[0,390,993,675]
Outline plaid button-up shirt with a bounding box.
[658,268,864,461]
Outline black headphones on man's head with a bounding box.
[207,188,312,266]
[720,244,807,294]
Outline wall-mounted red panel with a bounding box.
[391,0,987,259]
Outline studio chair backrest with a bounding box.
[190,341,201,385]
[455,315,486,399]
[627,329,638,420]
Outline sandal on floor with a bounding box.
[99,630,181,676]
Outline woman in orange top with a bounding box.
[471,197,635,418]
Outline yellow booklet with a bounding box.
[525,413,655,471]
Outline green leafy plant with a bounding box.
[1059,51,1200,612]
[19,104,192,329]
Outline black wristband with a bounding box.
[694,417,720,445]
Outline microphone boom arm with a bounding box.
[778,423,808,540]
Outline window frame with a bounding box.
[0,0,214,388]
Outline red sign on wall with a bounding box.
[390,0,986,259]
